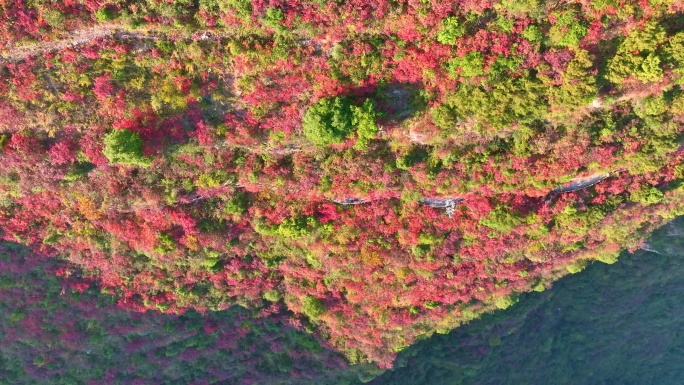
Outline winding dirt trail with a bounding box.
[0,24,233,64]
[551,173,612,194]
[0,24,129,63]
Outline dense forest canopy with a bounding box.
[1,0,684,373]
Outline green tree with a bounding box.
[263,7,284,29]
[606,21,667,84]
[522,25,543,44]
[664,32,684,81]
[102,129,152,167]
[302,97,378,148]
[351,99,379,150]
[629,186,664,204]
[303,97,353,146]
[446,52,484,78]
[301,295,326,321]
[263,290,281,302]
[437,73,546,131]
[437,17,465,45]
[480,207,522,233]
[94,8,115,22]
[549,9,587,48]
[547,49,598,111]
[498,0,543,18]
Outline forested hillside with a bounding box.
[1,0,684,370]
[1,217,683,384]
[371,217,684,385]
[0,242,364,384]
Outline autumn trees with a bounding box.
[0,0,683,371]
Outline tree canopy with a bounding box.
[0,0,683,374]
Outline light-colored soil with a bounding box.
[0,24,232,63]
[553,173,611,194]
[1,24,127,63]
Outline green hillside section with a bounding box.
[0,243,363,385]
